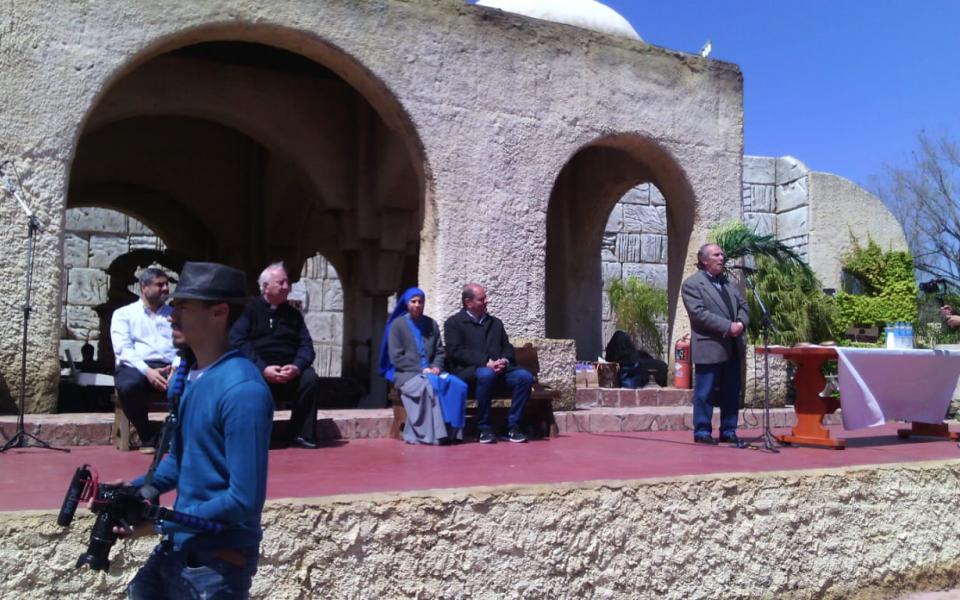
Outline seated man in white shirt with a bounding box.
[109,267,178,452]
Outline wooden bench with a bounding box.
[111,388,170,451]
[389,343,560,440]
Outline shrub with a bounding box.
[830,238,918,339]
[608,277,668,359]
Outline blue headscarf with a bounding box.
[377,287,426,381]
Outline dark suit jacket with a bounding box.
[442,309,516,383]
[680,269,750,365]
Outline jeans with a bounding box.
[127,540,259,600]
[474,367,533,431]
[692,354,741,439]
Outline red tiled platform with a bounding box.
[2,423,958,512]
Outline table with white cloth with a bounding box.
[758,346,960,449]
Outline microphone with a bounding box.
[728,265,757,275]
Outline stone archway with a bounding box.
[69,38,429,404]
[545,134,696,361]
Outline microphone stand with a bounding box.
[0,163,68,453]
[741,272,780,453]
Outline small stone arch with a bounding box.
[545,133,696,360]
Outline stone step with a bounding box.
[1,406,844,447]
[556,406,841,434]
[575,386,693,408]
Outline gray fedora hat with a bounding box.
[170,262,249,303]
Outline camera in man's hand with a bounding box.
[57,465,151,571]
[58,464,224,572]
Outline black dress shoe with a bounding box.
[292,436,319,449]
[719,434,748,448]
[694,435,717,445]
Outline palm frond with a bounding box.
[710,221,813,279]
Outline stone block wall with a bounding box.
[59,208,165,363]
[299,254,343,377]
[4,461,960,598]
[513,337,576,410]
[59,211,344,378]
[742,155,810,260]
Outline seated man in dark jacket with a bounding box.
[443,283,532,444]
[230,262,319,448]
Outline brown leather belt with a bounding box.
[212,549,248,567]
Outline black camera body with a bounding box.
[919,278,947,306]
[58,464,223,572]
[919,278,945,294]
[57,465,149,571]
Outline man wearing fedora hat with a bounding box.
[124,262,273,599]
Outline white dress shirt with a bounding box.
[110,299,177,374]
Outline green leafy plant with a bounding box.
[745,255,835,345]
[608,277,668,358]
[830,238,918,340]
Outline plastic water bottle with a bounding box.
[885,322,894,349]
[906,322,914,349]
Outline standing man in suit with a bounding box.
[681,243,750,447]
[444,284,532,444]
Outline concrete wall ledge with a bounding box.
[4,460,960,598]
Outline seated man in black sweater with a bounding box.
[230,262,320,448]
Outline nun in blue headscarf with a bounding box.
[378,287,467,444]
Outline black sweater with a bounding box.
[229,297,315,372]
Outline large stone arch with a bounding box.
[64,31,433,407]
[545,133,696,361]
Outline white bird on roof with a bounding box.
[700,39,712,58]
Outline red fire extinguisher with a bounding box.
[674,334,692,389]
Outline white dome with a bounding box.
[476,0,641,41]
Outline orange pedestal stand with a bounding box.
[758,346,846,449]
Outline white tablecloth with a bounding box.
[836,347,960,430]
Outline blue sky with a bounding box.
[604,0,960,189]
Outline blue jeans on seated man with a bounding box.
[127,539,259,600]
[692,353,741,439]
[474,366,533,432]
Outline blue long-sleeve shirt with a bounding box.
[134,350,273,551]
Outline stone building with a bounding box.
[1,0,903,412]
